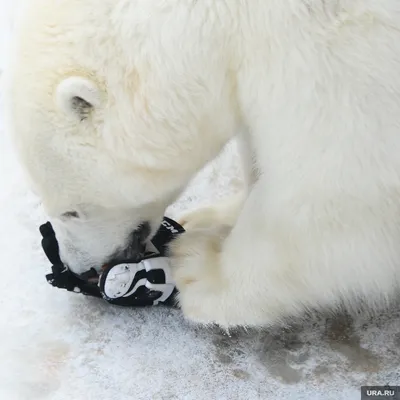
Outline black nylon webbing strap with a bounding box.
[40,221,103,297]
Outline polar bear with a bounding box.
[4,0,400,328]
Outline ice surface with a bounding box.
[0,4,399,399]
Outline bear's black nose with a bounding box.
[108,221,151,264]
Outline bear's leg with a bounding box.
[170,179,307,329]
[170,170,400,328]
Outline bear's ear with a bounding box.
[56,77,102,121]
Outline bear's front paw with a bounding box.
[168,225,231,325]
[177,192,246,231]
[177,206,221,230]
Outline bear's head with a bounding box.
[4,0,238,274]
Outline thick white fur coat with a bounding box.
[4,0,400,328]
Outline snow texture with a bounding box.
[0,4,399,399]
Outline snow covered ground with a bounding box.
[0,4,399,400]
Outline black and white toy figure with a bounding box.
[40,217,185,307]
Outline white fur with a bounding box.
[4,0,400,328]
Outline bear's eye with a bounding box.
[62,211,80,219]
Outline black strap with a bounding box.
[40,222,102,297]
